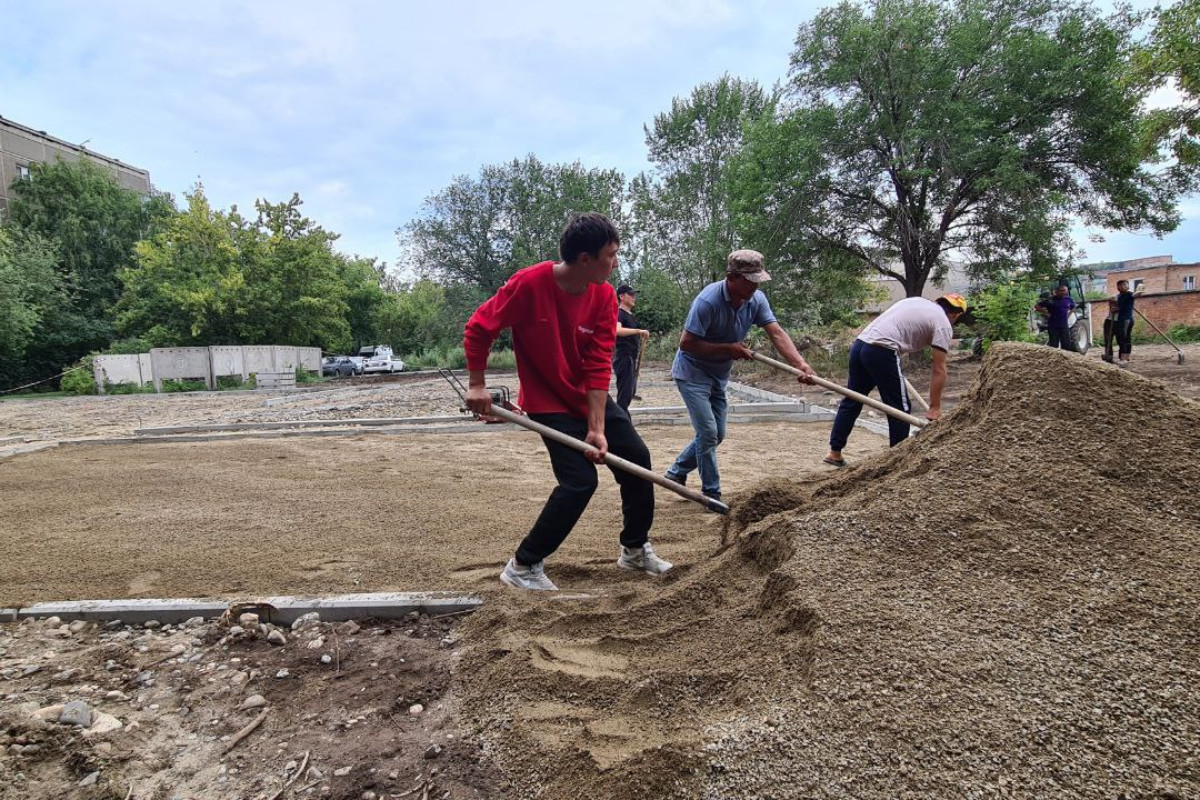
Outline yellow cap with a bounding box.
[939,293,968,312]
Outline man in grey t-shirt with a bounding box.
[824,294,966,467]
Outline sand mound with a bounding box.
[456,343,1200,798]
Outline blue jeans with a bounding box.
[667,377,728,496]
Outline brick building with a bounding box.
[1104,260,1199,295]
[0,115,151,218]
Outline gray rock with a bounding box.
[143,620,161,629]
[21,665,41,676]
[238,612,259,627]
[238,694,267,711]
[267,630,287,646]
[291,612,320,631]
[306,766,324,781]
[408,703,424,716]
[68,620,89,634]
[44,616,62,629]
[424,744,443,759]
[333,766,352,777]
[320,654,333,665]
[104,659,120,672]
[275,669,290,679]
[104,620,123,630]
[78,771,100,787]
[60,700,93,727]
[183,616,205,628]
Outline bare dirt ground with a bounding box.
[3,343,1199,798]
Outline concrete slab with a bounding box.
[0,442,59,460]
[13,591,483,625]
[134,415,466,436]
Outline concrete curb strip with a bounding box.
[10,591,483,625]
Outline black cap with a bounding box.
[617,284,635,297]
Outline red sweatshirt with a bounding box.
[464,261,617,418]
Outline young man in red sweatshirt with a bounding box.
[463,212,671,591]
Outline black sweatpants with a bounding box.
[1047,327,1076,352]
[514,396,654,566]
[829,339,912,450]
[613,354,637,411]
[1115,319,1133,356]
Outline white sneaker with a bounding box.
[617,542,673,575]
[499,558,558,591]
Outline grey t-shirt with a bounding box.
[858,297,954,354]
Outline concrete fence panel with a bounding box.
[298,347,322,372]
[242,346,275,378]
[150,347,213,392]
[209,346,245,380]
[273,346,299,372]
[93,354,147,393]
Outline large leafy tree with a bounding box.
[403,155,626,292]
[0,227,62,388]
[117,189,245,347]
[119,191,352,352]
[744,0,1180,298]
[239,195,351,351]
[1134,0,1199,190]
[630,76,773,293]
[6,157,175,376]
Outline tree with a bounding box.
[1134,0,1199,190]
[0,227,62,388]
[630,76,774,293]
[8,158,173,313]
[117,189,245,347]
[239,195,351,352]
[119,191,352,353]
[403,155,626,292]
[748,0,1180,298]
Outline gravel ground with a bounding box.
[4,343,1196,798]
[0,370,699,442]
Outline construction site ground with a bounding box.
[2,344,1198,799]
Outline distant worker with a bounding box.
[1037,284,1077,352]
[665,249,815,503]
[824,294,967,468]
[613,284,650,411]
[463,212,671,591]
[1110,279,1136,365]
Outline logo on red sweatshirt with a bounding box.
[577,325,594,335]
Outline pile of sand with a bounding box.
[455,343,1200,798]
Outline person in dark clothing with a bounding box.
[1037,285,1077,352]
[613,284,650,411]
[1113,280,1136,364]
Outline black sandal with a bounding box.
[822,456,846,468]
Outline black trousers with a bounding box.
[1047,327,1076,352]
[514,397,654,566]
[1115,319,1133,356]
[829,340,911,450]
[613,354,637,411]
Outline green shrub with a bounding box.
[161,378,208,393]
[295,367,324,384]
[104,381,153,395]
[406,345,474,370]
[60,357,97,395]
[1166,324,1200,343]
[968,281,1039,353]
[216,375,250,390]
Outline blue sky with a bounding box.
[2,0,1195,273]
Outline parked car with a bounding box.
[322,357,361,377]
[363,354,405,374]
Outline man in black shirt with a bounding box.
[614,284,650,411]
